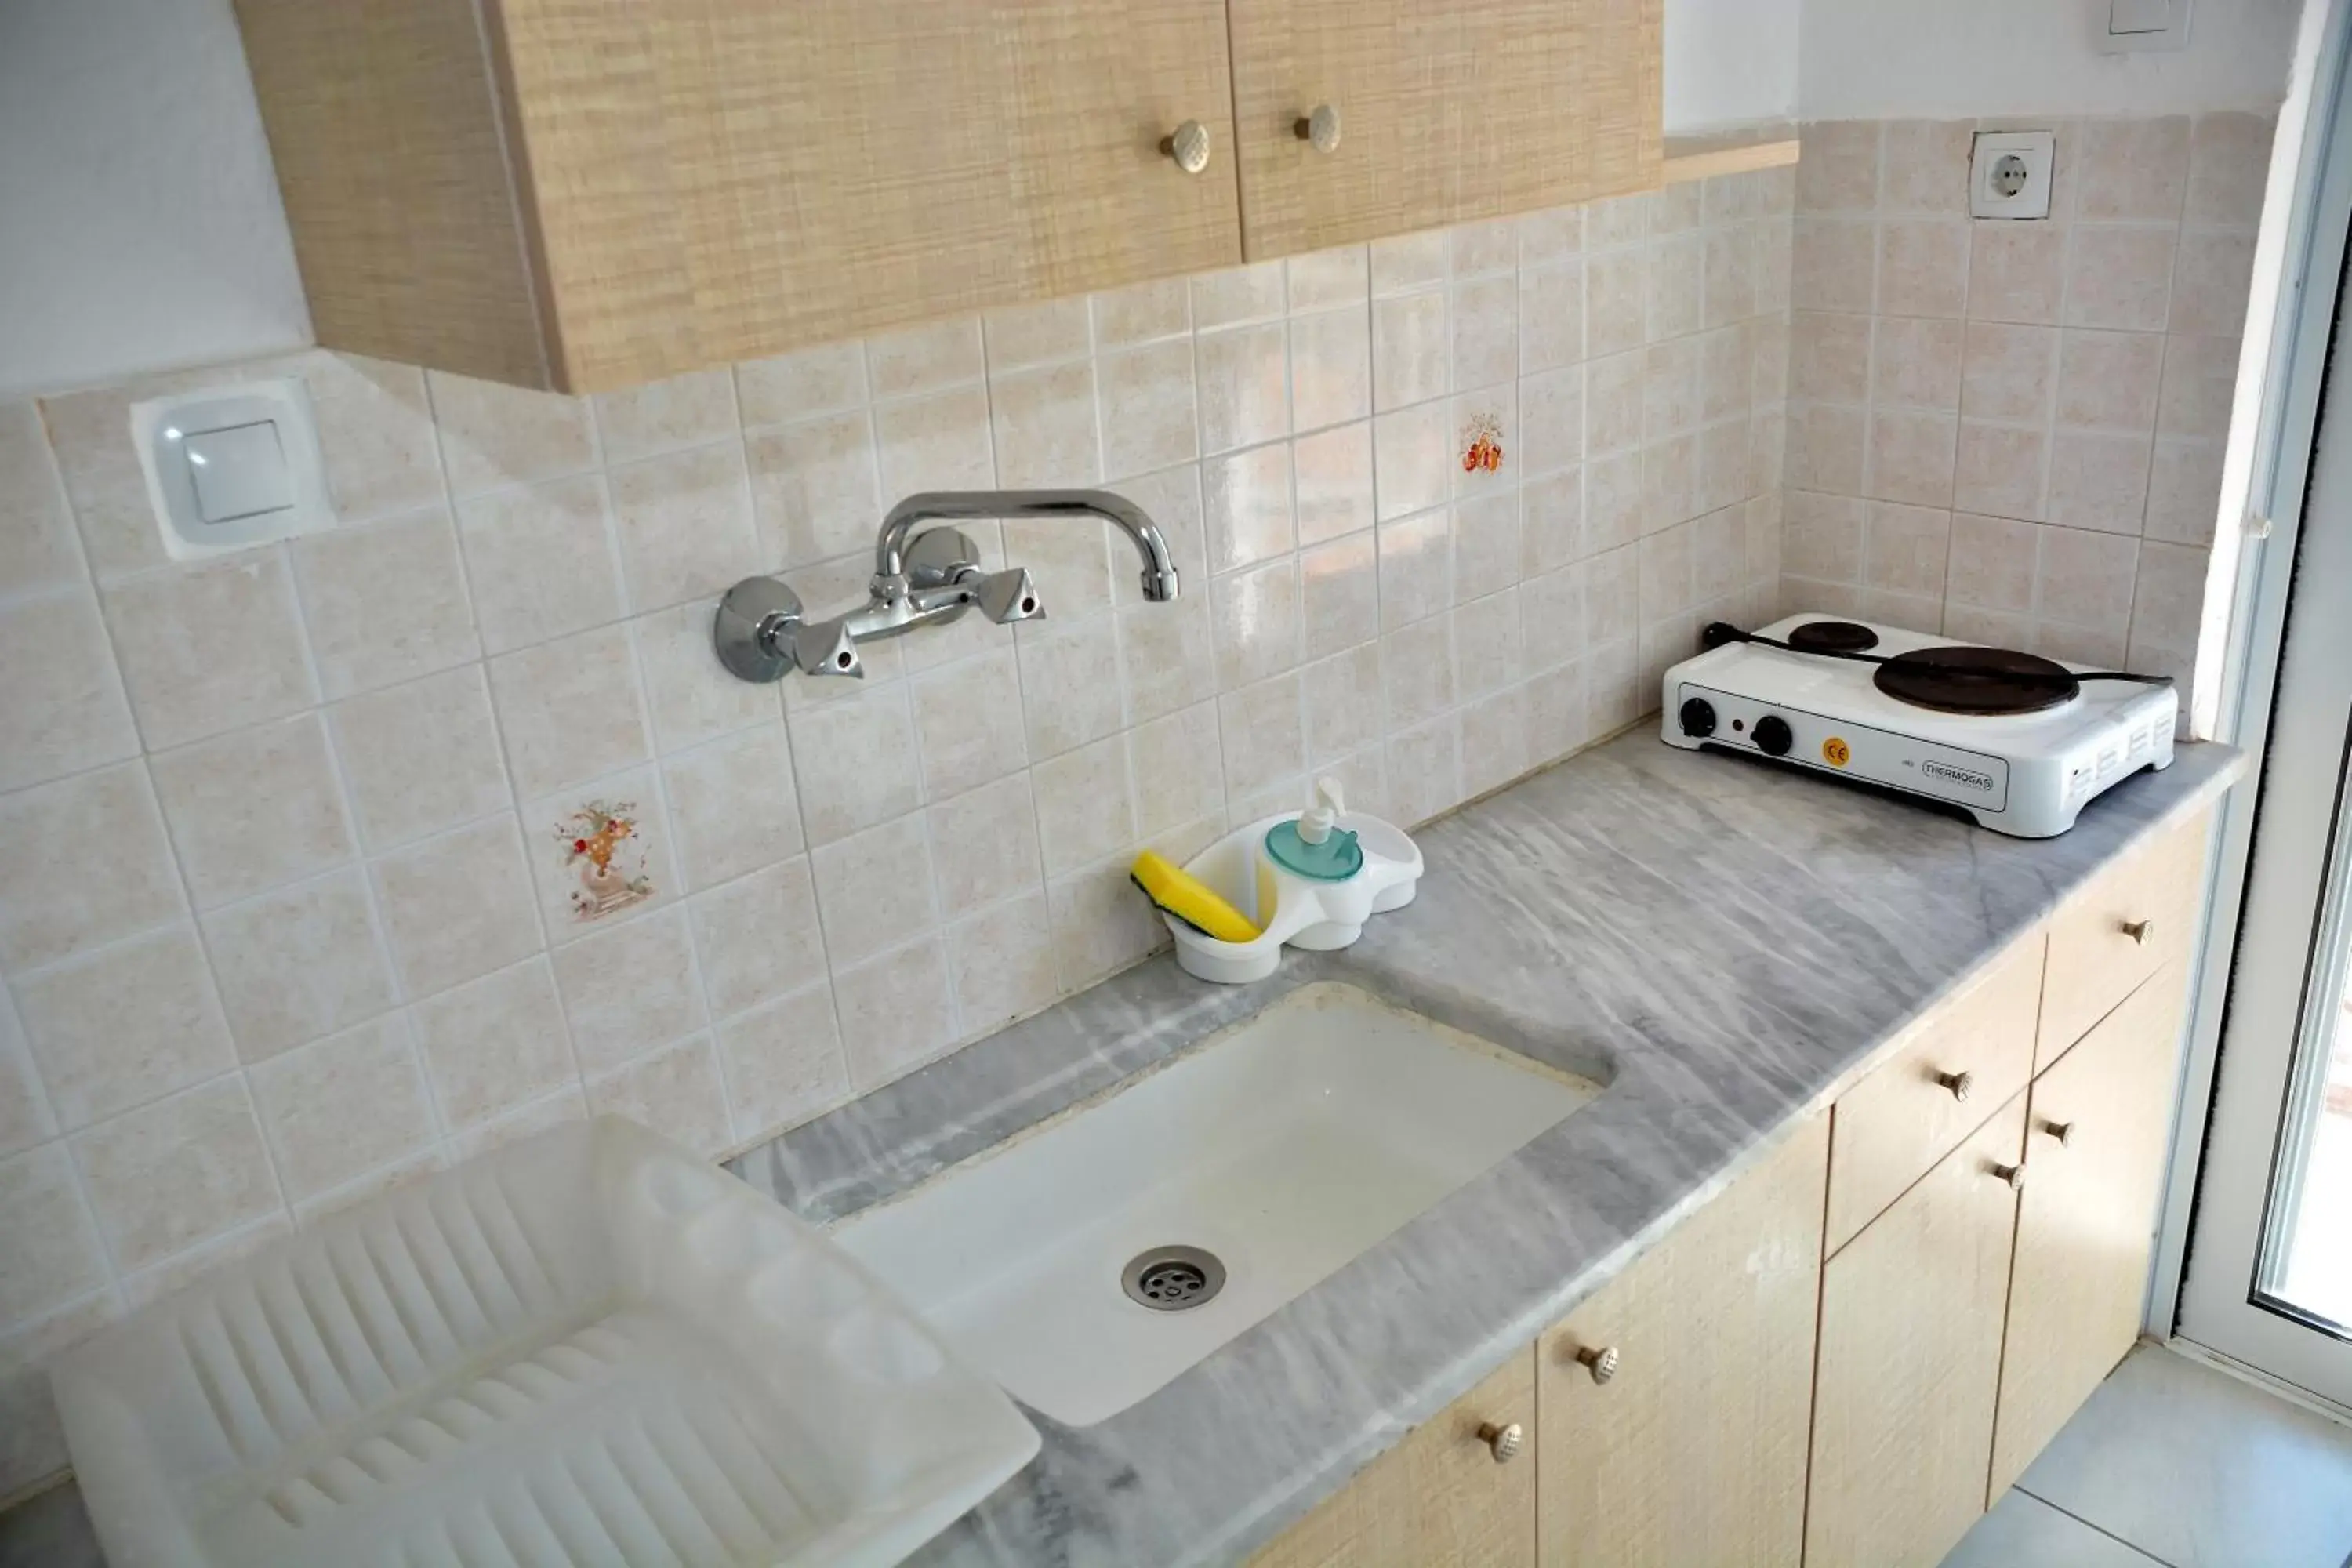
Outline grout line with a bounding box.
[2009,1486,2177,1566]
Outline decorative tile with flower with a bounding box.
[1460,412,1504,474]
[557,800,652,920]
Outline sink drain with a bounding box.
[1120,1245,1226,1312]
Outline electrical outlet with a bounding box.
[1971,130,2057,220]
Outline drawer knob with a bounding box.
[1573,1343,1621,1385]
[1935,1069,1975,1102]
[2040,1117,2077,1146]
[1161,120,1213,175]
[2121,917,2155,946]
[1991,1160,2027,1190]
[1294,103,1343,153]
[1475,1420,1523,1463]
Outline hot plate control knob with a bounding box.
[1753,715,1794,756]
[1679,698,1717,738]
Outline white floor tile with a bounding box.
[1941,1488,2164,1568]
[2017,1344,2352,1568]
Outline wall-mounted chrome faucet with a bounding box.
[713,489,1180,682]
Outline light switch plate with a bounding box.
[133,379,334,561]
[1971,130,2058,220]
[2100,0,2190,52]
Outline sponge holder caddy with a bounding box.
[1163,811,1422,984]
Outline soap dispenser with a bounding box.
[1263,779,1363,882]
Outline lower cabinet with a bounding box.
[1806,1096,2027,1568]
[1250,1350,1537,1568]
[1537,1111,1828,1568]
[1249,812,2209,1568]
[1991,962,2190,1495]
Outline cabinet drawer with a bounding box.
[1825,933,2045,1254]
[2038,811,2209,1069]
[1991,961,2188,1495]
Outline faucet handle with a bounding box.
[790,617,863,678]
[972,567,1045,626]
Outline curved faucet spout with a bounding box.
[876,490,1181,602]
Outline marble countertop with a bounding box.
[733,730,2245,1568]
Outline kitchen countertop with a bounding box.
[0,730,2247,1568]
[730,728,2247,1567]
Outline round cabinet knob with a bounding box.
[1679,697,1718,739]
[1161,120,1213,175]
[1475,1421,1523,1464]
[1991,1160,2027,1191]
[1753,715,1794,757]
[2121,918,2155,946]
[1294,103,1343,153]
[2041,1118,2077,1147]
[1935,1069,1974,1103]
[1574,1344,1621,1385]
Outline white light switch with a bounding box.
[133,379,333,561]
[184,421,295,523]
[2103,0,2190,50]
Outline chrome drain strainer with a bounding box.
[1120,1245,1226,1312]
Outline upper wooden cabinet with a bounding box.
[234,0,1668,392]
[234,0,1243,392]
[1225,0,1663,258]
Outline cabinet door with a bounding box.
[492,0,1244,389]
[1225,0,1662,259]
[1537,1111,1828,1568]
[1807,1096,2027,1568]
[1250,1349,1536,1568]
[1990,963,2188,1495]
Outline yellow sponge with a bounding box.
[1130,851,1261,944]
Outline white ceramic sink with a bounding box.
[833,983,1599,1426]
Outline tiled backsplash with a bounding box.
[1779,114,2272,684]
[0,170,1793,1495]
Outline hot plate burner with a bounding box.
[1873,645,2081,716]
[1785,619,1880,655]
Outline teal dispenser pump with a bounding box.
[1263,779,1364,881]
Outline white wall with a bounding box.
[0,0,310,401]
[1799,0,2302,121]
[1667,0,1804,132]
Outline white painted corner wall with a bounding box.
[0,0,309,403]
[1798,0,2303,121]
[1667,0,1804,132]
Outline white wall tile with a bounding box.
[292,506,480,701]
[409,956,576,1131]
[15,925,234,1131]
[72,1076,281,1273]
[428,372,597,499]
[198,869,394,1064]
[585,1033,731,1155]
[661,722,802,891]
[690,858,829,1018]
[328,666,512,851]
[0,589,138,792]
[0,401,85,597]
[371,816,543,997]
[715,984,848,1141]
[102,553,317,751]
[488,624,652,801]
[249,1015,437,1200]
[0,1145,108,1329]
[553,905,708,1076]
[927,774,1045,923]
[591,369,739,466]
[786,682,922,846]
[151,714,354,909]
[456,475,624,655]
[608,441,762,614]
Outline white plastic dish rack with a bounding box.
[53,1116,1040,1567]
